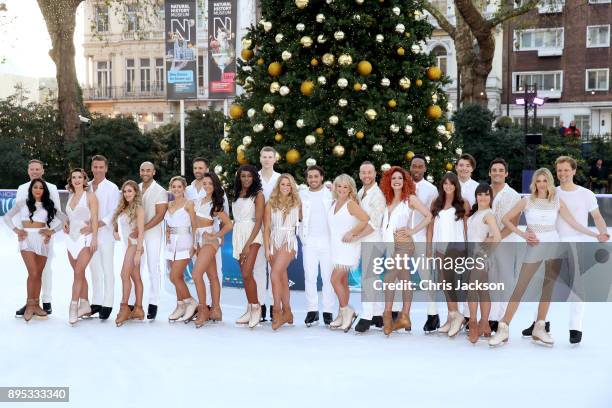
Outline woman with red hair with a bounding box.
[379,166,432,335]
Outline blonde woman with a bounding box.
[489,168,598,346]
[263,174,302,330]
[328,174,370,332]
[112,180,145,327]
[65,168,99,325]
[165,176,198,323]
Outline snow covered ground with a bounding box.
[1,233,611,408]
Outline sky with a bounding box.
[0,0,86,82]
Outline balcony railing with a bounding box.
[83,84,166,100]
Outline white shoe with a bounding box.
[339,306,357,333]
[69,301,78,325]
[329,308,343,329]
[489,322,509,347]
[236,305,251,325]
[438,318,451,334]
[532,320,554,346]
[249,304,261,328]
[178,298,197,322]
[448,311,465,337]
[77,299,92,318]
[168,300,186,321]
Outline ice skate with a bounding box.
[532,320,554,346]
[249,304,261,328]
[194,304,210,328]
[305,311,319,327]
[168,300,186,322]
[489,322,509,347]
[339,306,357,333]
[179,298,197,323]
[236,305,251,325]
[392,312,411,332]
[382,311,393,336]
[115,303,131,327]
[68,301,78,325]
[423,314,440,333]
[77,299,92,318]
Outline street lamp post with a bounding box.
[516,84,545,192]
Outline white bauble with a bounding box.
[263,21,272,32]
[317,34,327,44]
[407,114,413,121]
[427,175,434,183]
[353,14,361,21]
[214,165,223,175]
[392,6,401,15]
[316,13,325,23]
[263,103,275,114]
[329,115,339,125]
[456,148,463,155]
[337,78,348,88]
[253,123,264,132]
[404,125,413,134]
[376,34,384,43]
[242,136,252,146]
[334,31,345,40]
[269,82,280,93]
[296,23,305,31]
[395,24,405,33]
[281,51,292,61]
[305,135,316,145]
[279,86,290,96]
[372,144,383,152]
[247,108,256,118]
[317,76,327,85]
[296,119,305,128]
[347,128,355,136]
[389,124,399,133]
[435,142,443,150]
[425,155,431,163]
[432,93,438,103]
[356,0,364,3]
[338,98,348,107]
[274,120,284,129]
[306,158,317,166]
[381,163,391,172]
[437,125,446,134]
[411,44,420,54]
[381,77,390,87]
[361,84,367,91]
[275,33,284,43]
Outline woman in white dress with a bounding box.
[64,168,99,325]
[232,165,265,328]
[191,172,233,328]
[263,174,302,330]
[112,180,145,327]
[379,167,432,335]
[466,182,501,343]
[328,174,370,332]
[3,179,65,321]
[427,172,470,337]
[165,176,198,323]
[490,168,598,346]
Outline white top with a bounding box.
[460,178,479,207]
[299,187,333,242]
[432,207,465,243]
[556,186,598,239]
[89,178,120,244]
[139,180,168,235]
[414,178,438,242]
[492,183,521,242]
[259,170,281,202]
[14,180,61,230]
[185,180,206,201]
[328,200,361,268]
[269,206,300,255]
[66,192,91,241]
[467,209,493,243]
[357,184,385,242]
[164,206,191,229]
[524,196,560,233]
[3,201,64,232]
[381,201,413,243]
[195,199,214,221]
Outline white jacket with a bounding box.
[299,187,333,244]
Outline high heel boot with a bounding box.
[392,312,411,332]
[383,311,394,336]
[115,303,131,327]
[194,304,210,328]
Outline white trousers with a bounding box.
[40,241,53,303]
[89,240,115,307]
[134,231,162,306]
[254,246,271,305]
[360,241,385,320]
[303,237,335,313]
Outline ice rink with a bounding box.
[1,233,611,408]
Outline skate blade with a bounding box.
[33,315,48,320]
[343,313,358,333]
[532,336,554,347]
[488,339,508,347]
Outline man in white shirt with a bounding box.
[410,154,441,332]
[136,162,168,320]
[185,157,229,308]
[354,162,386,333]
[300,165,335,326]
[488,158,521,333]
[254,146,280,321]
[86,155,120,320]
[14,159,61,317]
[522,156,609,344]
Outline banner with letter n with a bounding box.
[165,0,198,100]
[208,0,237,99]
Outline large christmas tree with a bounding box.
[218,0,457,185]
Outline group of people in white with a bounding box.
[4,148,609,347]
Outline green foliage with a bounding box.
[220,0,456,184]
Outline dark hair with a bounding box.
[233,164,262,201]
[27,179,57,227]
[28,159,44,167]
[192,157,209,167]
[411,154,428,166]
[91,155,108,165]
[456,153,476,169]
[360,161,375,168]
[431,172,466,221]
[489,158,508,172]
[202,172,225,216]
[305,165,325,178]
[470,182,494,216]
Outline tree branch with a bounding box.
[422,3,456,39]
[486,0,540,28]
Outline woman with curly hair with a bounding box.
[232,165,265,327]
[379,166,432,335]
[3,179,66,321]
[112,180,145,326]
[426,172,470,337]
[263,174,302,330]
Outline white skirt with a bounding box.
[18,228,49,257]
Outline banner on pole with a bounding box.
[208,0,237,99]
[164,0,197,100]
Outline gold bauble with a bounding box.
[405,151,415,160]
[315,127,324,135]
[275,133,284,142]
[365,108,377,121]
[356,131,365,139]
[353,83,362,91]
[286,149,301,164]
[311,58,319,66]
[446,122,454,132]
[415,79,423,87]
[388,99,397,108]
[220,138,232,152]
[446,162,453,171]
[396,47,405,56]
[237,150,248,164]
[426,66,442,81]
[257,57,265,65]
[241,49,254,60]
[426,105,443,119]
[322,53,335,66]
[300,80,315,96]
[295,0,309,9]
[333,145,345,157]
[268,62,282,77]
[229,104,243,119]
[357,60,372,76]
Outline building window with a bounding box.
[537,0,564,13]
[153,112,164,122]
[574,115,590,137]
[126,59,135,93]
[96,61,112,97]
[513,71,563,95]
[95,5,109,32]
[198,55,205,89]
[140,58,151,92]
[513,116,560,128]
[588,0,611,4]
[514,28,564,52]
[586,25,610,48]
[155,58,164,91]
[127,5,139,32]
[586,69,609,91]
[431,46,447,76]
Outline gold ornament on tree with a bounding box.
[365,109,377,120]
[286,149,301,164]
[357,60,372,76]
[405,151,415,160]
[229,104,243,119]
[338,54,353,66]
[295,0,309,9]
[241,49,254,60]
[427,66,442,81]
[356,130,365,139]
[387,99,397,108]
[322,53,335,66]
[426,105,443,119]
[300,80,315,96]
[415,79,423,87]
[396,47,405,56]
[275,133,284,142]
[268,62,282,76]
[220,138,232,152]
[333,145,345,157]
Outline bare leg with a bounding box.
[240,244,260,304]
[331,267,350,307]
[398,267,413,315]
[502,261,543,324]
[169,259,191,300]
[69,249,93,302]
[21,252,46,300]
[537,259,562,321]
[383,267,399,312]
[193,245,218,305]
[203,246,221,308]
[120,246,137,303]
[270,249,294,311]
[130,255,144,307]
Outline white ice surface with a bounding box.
[1,233,611,408]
